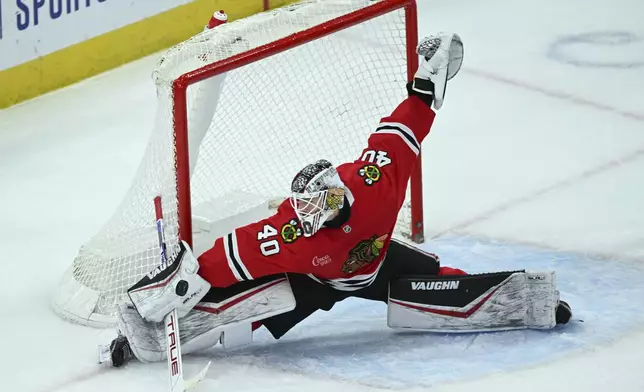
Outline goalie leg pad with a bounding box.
[117,274,296,363]
[387,271,561,332]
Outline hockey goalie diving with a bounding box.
[4,0,643,391]
[98,2,576,377]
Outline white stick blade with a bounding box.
[184,361,212,391]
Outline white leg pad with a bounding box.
[117,275,295,363]
[387,271,559,333]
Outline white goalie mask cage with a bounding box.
[290,159,347,237]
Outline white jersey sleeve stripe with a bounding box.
[223,233,244,282]
[374,121,420,156]
[231,229,253,280]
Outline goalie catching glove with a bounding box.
[409,32,464,110]
[127,241,211,323]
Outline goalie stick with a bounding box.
[97,197,212,390]
[153,196,212,392]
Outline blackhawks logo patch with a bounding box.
[281,219,303,243]
[325,187,345,209]
[358,164,381,186]
[341,233,389,274]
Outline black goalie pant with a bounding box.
[261,240,440,340]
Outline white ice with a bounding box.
[1,0,644,391]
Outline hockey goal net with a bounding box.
[53,0,422,327]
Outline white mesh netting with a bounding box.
[53,0,417,327]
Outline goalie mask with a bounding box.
[290,159,346,237]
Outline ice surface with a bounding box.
[1,0,643,390]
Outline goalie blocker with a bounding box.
[388,271,572,332]
[109,240,296,366]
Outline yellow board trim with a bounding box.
[0,0,296,109]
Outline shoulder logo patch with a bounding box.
[280,219,302,243]
[358,164,381,186]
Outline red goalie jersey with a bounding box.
[198,96,436,291]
